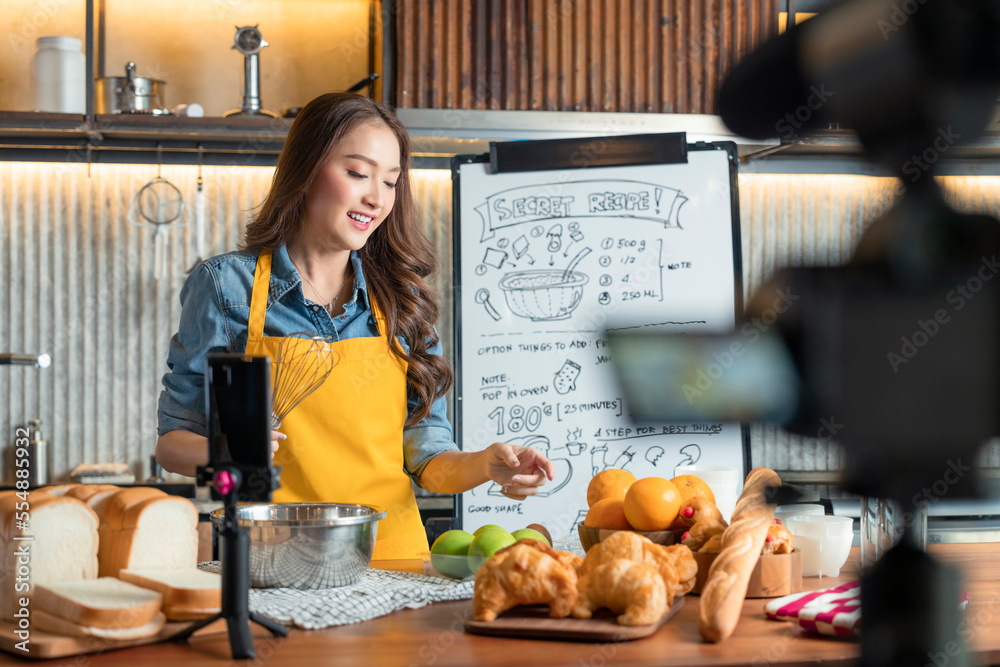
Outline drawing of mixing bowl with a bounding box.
[498,269,589,321]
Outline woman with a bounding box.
[156,93,554,560]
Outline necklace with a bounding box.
[290,255,347,316]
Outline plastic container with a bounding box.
[787,515,854,578]
[674,465,742,520]
[775,503,825,529]
[31,36,85,114]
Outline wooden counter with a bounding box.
[10,543,1000,666]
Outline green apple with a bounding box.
[430,530,475,579]
[467,527,516,571]
[473,524,505,537]
[511,528,550,546]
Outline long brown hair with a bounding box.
[242,93,452,426]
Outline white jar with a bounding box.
[31,36,85,114]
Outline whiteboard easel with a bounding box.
[452,134,749,543]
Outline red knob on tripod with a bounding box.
[214,469,237,495]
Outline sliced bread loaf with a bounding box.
[0,491,99,621]
[39,484,76,496]
[98,488,198,577]
[32,577,162,630]
[64,484,119,504]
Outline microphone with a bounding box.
[717,27,816,141]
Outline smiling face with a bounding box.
[300,121,401,253]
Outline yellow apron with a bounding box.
[244,249,428,560]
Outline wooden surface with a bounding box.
[0,618,227,660]
[4,543,1000,666]
[464,598,684,641]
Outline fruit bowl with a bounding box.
[419,552,483,581]
[577,524,687,553]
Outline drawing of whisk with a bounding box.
[271,332,338,428]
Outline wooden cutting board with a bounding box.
[0,617,228,660]
[464,597,684,641]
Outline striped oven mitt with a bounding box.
[765,580,972,637]
[764,580,862,636]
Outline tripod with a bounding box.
[172,468,288,659]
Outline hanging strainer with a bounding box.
[271,332,339,428]
[128,159,188,279]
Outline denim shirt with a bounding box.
[156,245,458,484]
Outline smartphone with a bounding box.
[607,329,800,424]
[205,354,275,502]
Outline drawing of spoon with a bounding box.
[561,247,592,283]
[475,288,502,321]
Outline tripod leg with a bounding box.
[249,611,289,637]
[171,612,223,644]
[227,613,257,660]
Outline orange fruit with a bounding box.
[586,469,637,507]
[623,477,682,532]
[584,498,632,530]
[670,474,716,506]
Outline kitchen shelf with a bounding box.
[0,111,291,166]
[3,108,1000,174]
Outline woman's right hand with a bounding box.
[271,430,287,463]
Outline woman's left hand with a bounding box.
[483,442,556,500]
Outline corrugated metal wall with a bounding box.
[0,163,274,483]
[395,0,780,113]
[3,166,999,483]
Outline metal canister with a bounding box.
[26,419,48,487]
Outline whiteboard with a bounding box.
[452,142,748,543]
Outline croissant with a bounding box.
[762,521,794,555]
[581,530,699,606]
[660,543,698,597]
[573,559,669,626]
[680,497,729,552]
[472,539,579,622]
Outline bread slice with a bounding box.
[119,568,221,610]
[0,491,99,621]
[33,609,166,639]
[161,606,218,621]
[98,488,198,577]
[32,577,162,630]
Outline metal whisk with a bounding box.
[271,332,338,428]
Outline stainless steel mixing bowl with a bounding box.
[211,503,387,589]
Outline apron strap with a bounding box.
[248,249,273,340]
[251,248,397,351]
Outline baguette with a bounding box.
[697,467,780,643]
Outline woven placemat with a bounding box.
[199,562,473,630]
